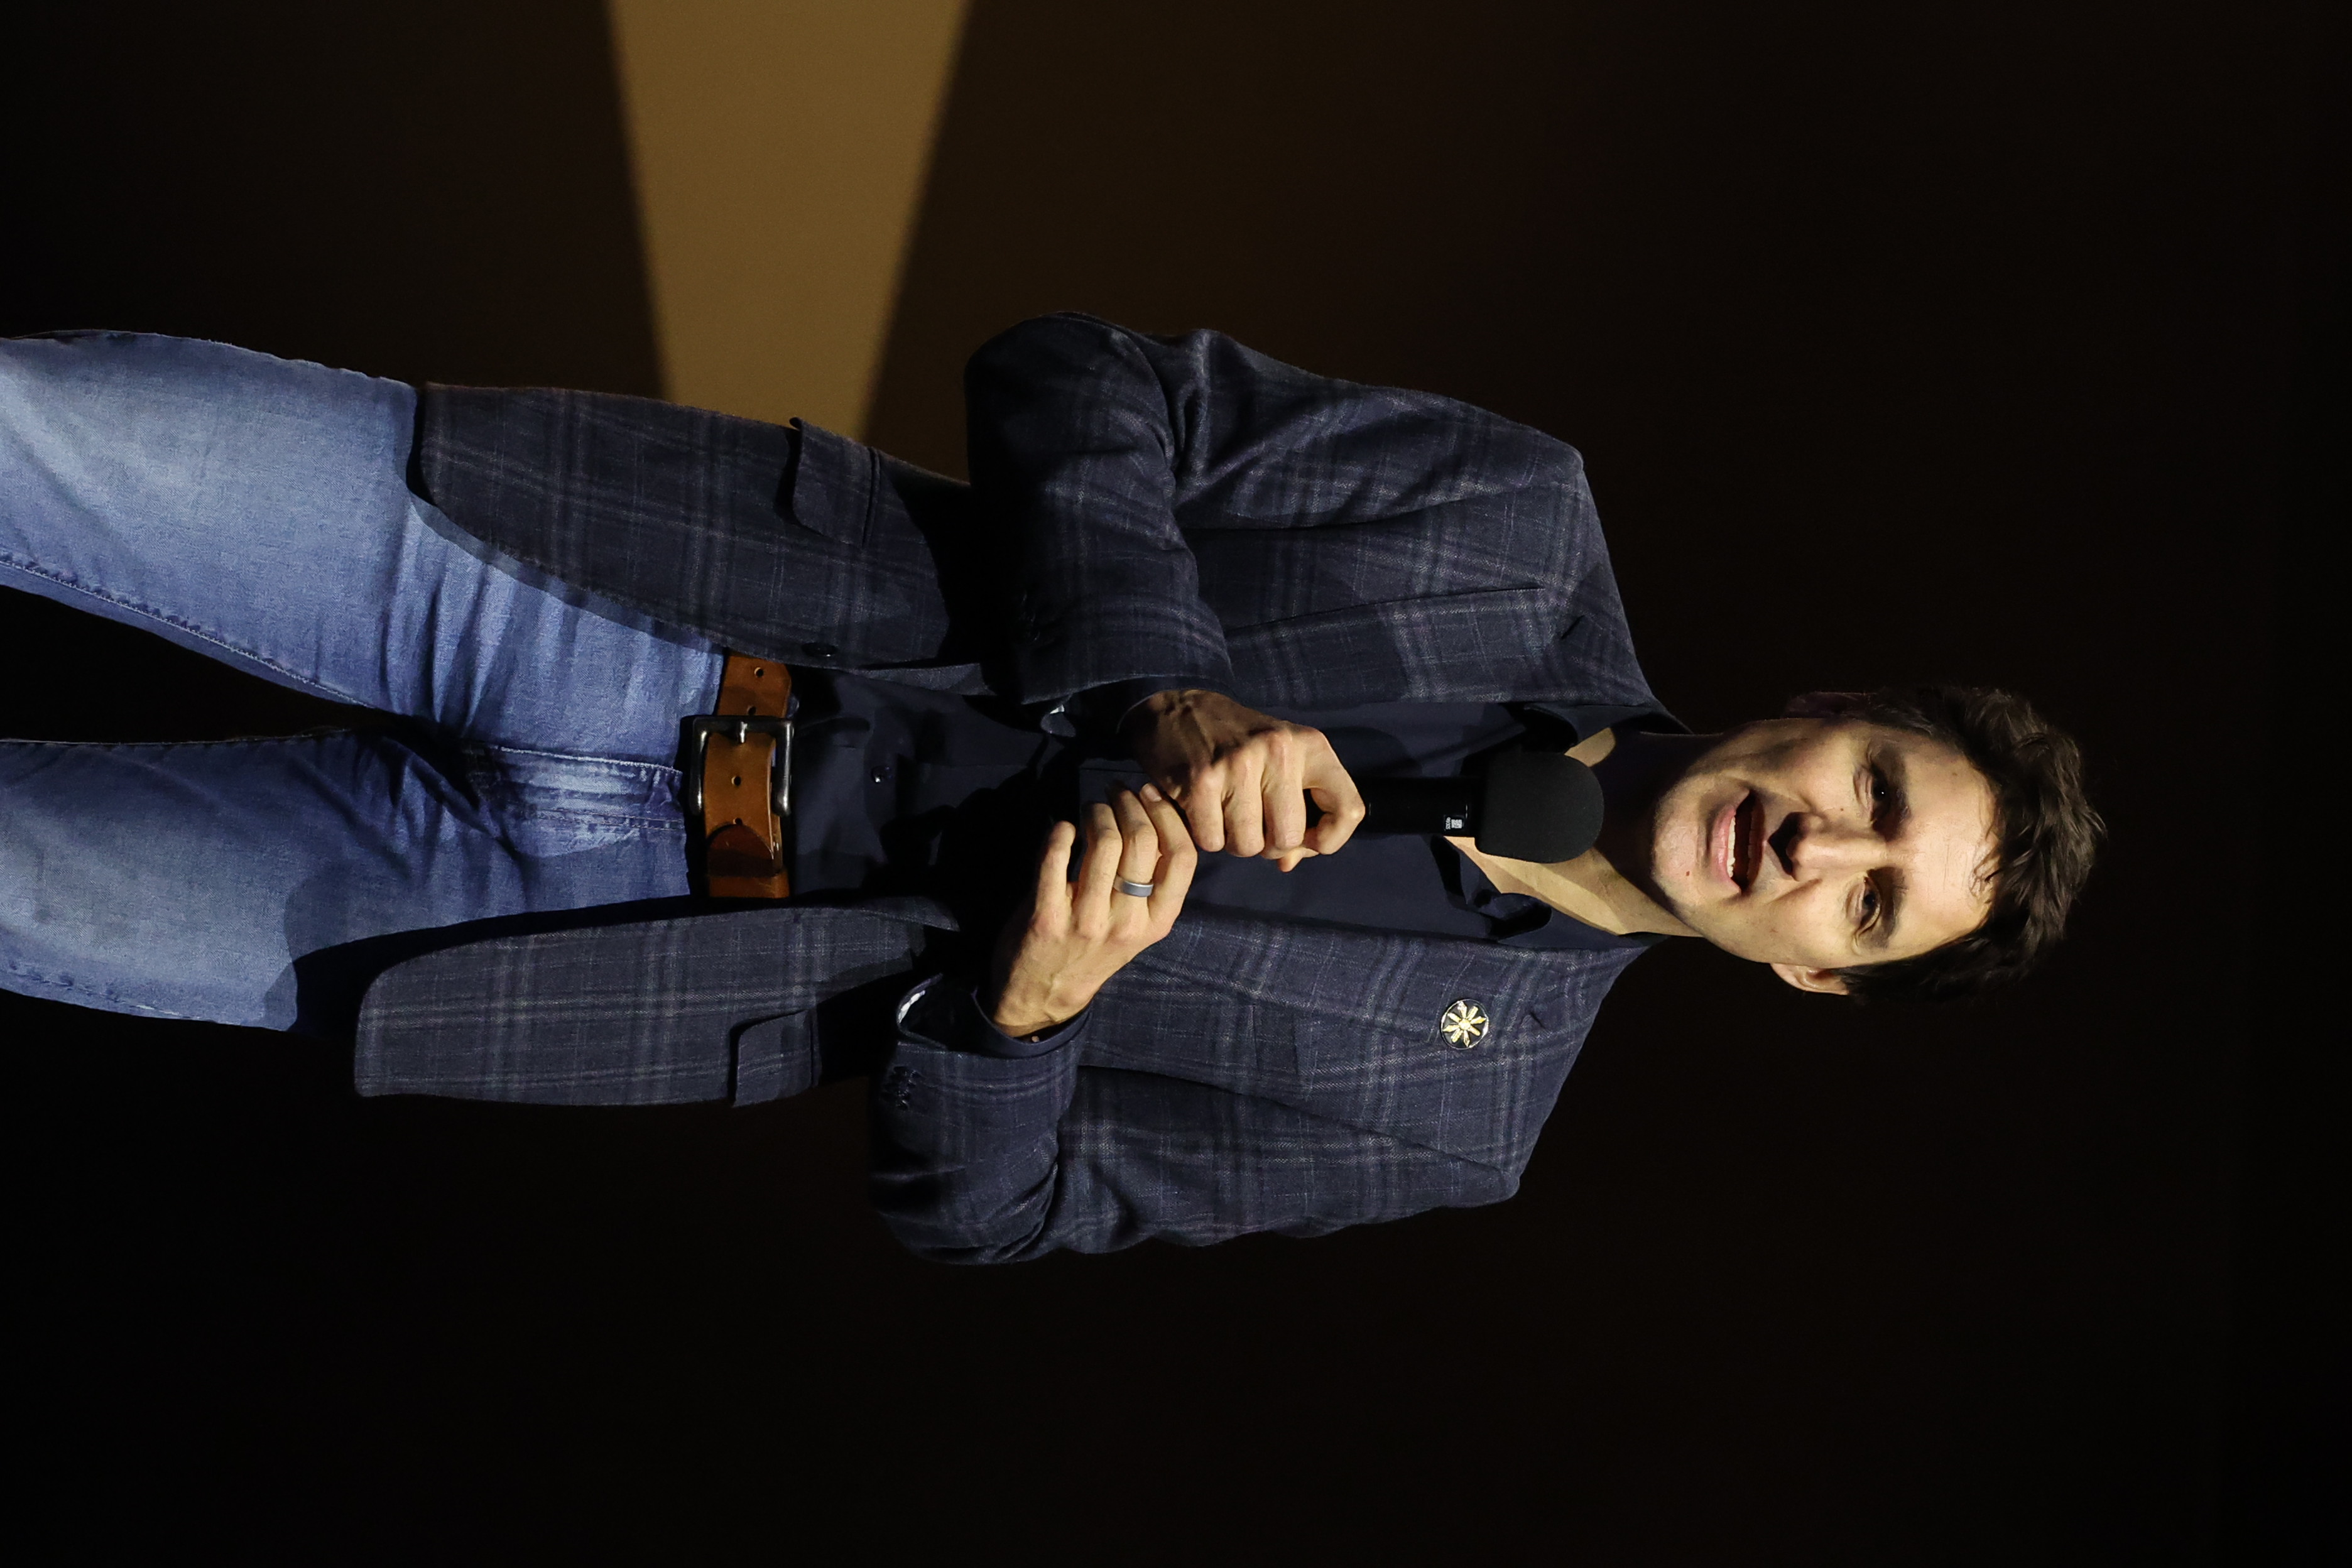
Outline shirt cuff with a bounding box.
[1036,678,1236,741]
[896,974,1091,1060]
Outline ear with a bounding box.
[1771,962,1851,995]
[1782,690,1869,720]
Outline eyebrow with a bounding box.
[1863,748,1914,952]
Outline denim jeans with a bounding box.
[1,332,724,1030]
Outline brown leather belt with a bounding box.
[683,651,793,899]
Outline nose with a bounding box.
[1781,814,1879,878]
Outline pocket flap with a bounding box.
[786,418,878,546]
[731,1009,820,1106]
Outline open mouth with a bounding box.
[1729,790,1761,891]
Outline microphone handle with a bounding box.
[1304,754,1602,861]
[1349,776,1481,836]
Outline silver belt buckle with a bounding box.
[680,713,794,822]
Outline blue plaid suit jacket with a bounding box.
[360,314,1666,1261]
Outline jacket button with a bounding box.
[802,641,837,658]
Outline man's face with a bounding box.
[1640,714,1998,992]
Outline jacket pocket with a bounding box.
[729,1008,820,1106]
[785,418,879,547]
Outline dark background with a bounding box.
[3,1,2338,1559]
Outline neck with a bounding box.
[1448,726,1710,938]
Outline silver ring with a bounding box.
[1116,878,1157,898]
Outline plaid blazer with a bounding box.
[364,315,1665,1261]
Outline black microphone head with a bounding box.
[1475,751,1604,863]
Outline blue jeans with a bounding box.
[1,332,724,1031]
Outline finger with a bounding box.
[1262,736,1307,852]
[1266,844,1315,873]
[1109,788,1161,890]
[1221,754,1267,858]
[1074,801,1124,923]
[1302,750,1366,855]
[1179,766,1228,853]
[1140,784,1199,915]
[1031,819,1078,923]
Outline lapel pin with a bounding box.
[1440,999,1489,1048]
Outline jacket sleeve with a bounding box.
[965,313,1233,705]
[966,312,1586,712]
[868,977,1511,1264]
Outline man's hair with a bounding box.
[1829,685,2103,1003]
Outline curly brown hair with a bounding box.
[1822,685,2103,1003]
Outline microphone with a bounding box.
[1342,751,1605,863]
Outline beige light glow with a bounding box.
[607,0,970,435]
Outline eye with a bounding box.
[1858,881,1881,931]
[1869,766,1893,810]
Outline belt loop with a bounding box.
[683,651,794,898]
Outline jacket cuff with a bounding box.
[896,975,1091,1060]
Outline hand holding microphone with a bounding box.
[1123,689,1366,870]
[1125,689,1604,869]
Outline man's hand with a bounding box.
[1122,689,1365,871]
[985,786,1199,1039]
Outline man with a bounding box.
[0,317,2099,1263]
